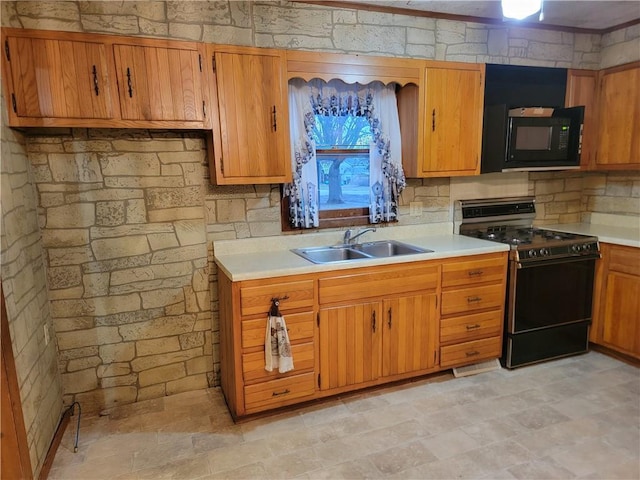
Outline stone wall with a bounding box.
[28,129,213,412]
[531,171,640,225]
[0,95,63,476]
[0,0,638,419]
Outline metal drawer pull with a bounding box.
[466,324,481,330]
[465,350,480,357]
[372,310,376,332]
[270,295,289,303]
[468,270,484,276]
[272,389,291,397]
[467,296,482,303]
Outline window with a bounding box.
[313,114,372,226]
[283,78,405,230]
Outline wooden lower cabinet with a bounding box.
[319,302,382,390]
[218,252,508,419]
[382,294,439,376]
[591,243,640,359]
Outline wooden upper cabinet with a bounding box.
[113,42,206,124]
[208,45,291,185]
[565,69,598,169]
[595,62,640,169]
[408,62,484,177]
[2,32,114,123]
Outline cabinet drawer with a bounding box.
[440,310,502,345]
[442,255,506,288]
[240,280,314,316]
[242,311,315,349]
[242,342,315,382]
[244,372,316,413]
[440,336,502,368]
[441,284,505,316]
[320,263,438,304]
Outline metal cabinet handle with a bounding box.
[468,270,484,276]
[388,308,392,329]
[272,105,277,131]
[466,324,481,330]
[372,310,376,332]
[272,389,290,397]
[432,108,436,131]
[92,65,99,96]
[467,296,482,303]
[465,350,480,357]
[126,67,133,97]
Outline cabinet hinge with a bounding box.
[11,93,17,113]
[212,56,216,73]
[317,373,321,389]
[198,54,202,72]
[4,40,10,61]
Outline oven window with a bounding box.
[513,259,595,333]
[515,126,552,150]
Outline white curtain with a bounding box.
[284,78,405,228]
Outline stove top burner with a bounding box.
[458,197,600,263]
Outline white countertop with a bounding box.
[545,213,640,248]
[213,223,510,281]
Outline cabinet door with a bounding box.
[422,63,484,177]
[210,49,291,184]
[596,62,640,169]
[4,35,113,119]
[601,271,640,358]
[382,293,438,377]
[319,302,381,391]
[565,69,598,169]
[113,44,205,123]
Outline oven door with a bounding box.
[507,256,597,334]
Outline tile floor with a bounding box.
[49,351,639,479]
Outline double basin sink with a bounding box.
[292,240,433,264]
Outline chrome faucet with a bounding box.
[343,228,376,245]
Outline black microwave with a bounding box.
[481,105,584,173]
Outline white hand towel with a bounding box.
[265,313,294,373]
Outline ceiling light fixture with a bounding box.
[501,0,543,21]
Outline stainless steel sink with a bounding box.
[354,240,431,258]
[291,246,371,263]
[291,240,432,264]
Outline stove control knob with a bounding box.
[583,243,591,251]
[571,244,582,253]
[528,249,537,258]
[539,248,550,257]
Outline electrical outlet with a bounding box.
[43,324,50,345]
[409,201,423,217]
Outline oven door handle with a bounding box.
[517,254,601,269]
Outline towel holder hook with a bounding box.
[269,296,288,317]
